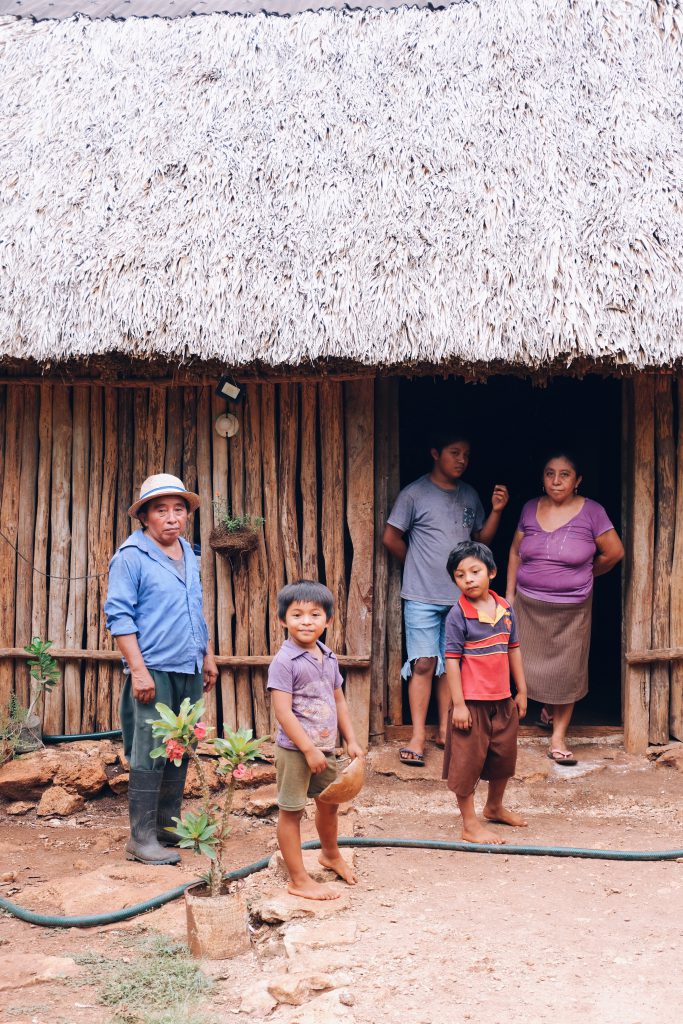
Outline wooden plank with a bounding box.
[278,383,302,583]
[649,377,675,743]
[82,388,103,732]
[165,388,183,478]
[261,385,285,656]
[670,377,683,740]
[44,388,73,733]
[384,380,403,725]
[111,389,134,724]
[147,385,166,475]
[182,387,198,545]
[343,380,375,749]
[63,388,90,733]
[96,390,118,730]
[319,381,347,654]
[229,403,253,729]
[0,385,21,709]
[370,378,392,741]
[196,386,217,728]
[132,389,149,495]
[211,391,236,732]
[623,376,655,753]
[386,723,623,742]
[300,383,319,580]
[0,648,370,667]
[0,385,5,499]
[14,387,40,707]
[32,385,53,642]
[244,384,270,737]
[628,647,683,664]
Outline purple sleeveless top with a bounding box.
[516,498,614,604]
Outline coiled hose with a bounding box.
[2,837,682,929]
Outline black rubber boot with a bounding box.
[157,760,189,845]
[125,769,181,865]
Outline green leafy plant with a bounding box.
[0,639,61,762]
[211,494,264,534]
[25,637,61,721]
[148,698,266,896]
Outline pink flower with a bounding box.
[165,738,186,761]
[194,722,207,741]
[232,764,253,782]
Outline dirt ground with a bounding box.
[1,736,682,1024]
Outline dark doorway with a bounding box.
[397,375,622,726]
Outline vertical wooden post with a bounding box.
[14,387,40,706]
[649,378,675,743]
[370,378,393,741]
[385,381,404,725]
[0,386,21,707]
[229,404,253,729]
[319,381,347,655]
[670,378,683,740]
[0,385,5,498]
[32,385,53,642]
[278,383,302,583]
[82,388,103,732]
[132,390,149,495]
[147,386,166,475]
[63,387,90,733]
[300,383,319,580]
[261,385,285,657]
[624,376,655,753]
[111,389,134,724]
[196,387,217,728]
[182,387,198,545]
[165,388,183,478]
[244,385,270,737]
[96,390,118,730]
[344,380,375,749]
[44,388,73,733]
[211,391,236,732]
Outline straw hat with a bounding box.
[128,474,201,520]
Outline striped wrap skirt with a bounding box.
[514,590,593,705]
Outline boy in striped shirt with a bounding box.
[442,541,528,844]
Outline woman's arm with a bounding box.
[593,529,625,577]
[506,530,524,603]
[114,634,157,704]
[382,524,408,563]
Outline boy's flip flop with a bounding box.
[547,749,578,766]
[399,748,425,767]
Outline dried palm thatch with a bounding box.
[0,1,682,374]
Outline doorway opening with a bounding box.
[397,375,623,726]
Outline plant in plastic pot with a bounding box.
[149,698,266,958]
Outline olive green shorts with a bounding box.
[275,746,338,811]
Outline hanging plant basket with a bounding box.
[185,881,250,959]
[209,525,259,557]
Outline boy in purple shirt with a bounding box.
[268,580,364,900]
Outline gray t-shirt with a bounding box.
[387,475,485,605]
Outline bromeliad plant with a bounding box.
[149,698,266,897]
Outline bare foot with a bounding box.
[461,821,505,845]
[319,853,358,885]
[287,877,341,901]
[483,805,528,828]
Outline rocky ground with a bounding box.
[1,735,682,1024]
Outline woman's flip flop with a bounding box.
[547,749,577,766]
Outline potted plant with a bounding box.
[149,697,266,959]
[209,494,264,557]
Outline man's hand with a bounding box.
[515,693,527,720]
[131,666,156,704]
[452,702,472,730]
[491,484,509,513]
[346,742,365,760]
[203,651,219,692]
[305,747,329,774]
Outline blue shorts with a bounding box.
[401,600,452,680]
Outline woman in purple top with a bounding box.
[506,453,624,765]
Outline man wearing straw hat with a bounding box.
[105,474,218,865]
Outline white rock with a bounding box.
[0,954,82,992]
[255,890,350,924]
[238,980,278,1016]
[284,920,358,959]
[287,990,356,1024]
[267,971,335,1005]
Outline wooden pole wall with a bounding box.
[669,379,683,740]
[649,378,675,744]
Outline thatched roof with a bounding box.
[0,2,682,374]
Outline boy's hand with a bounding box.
[452,702,472,730]
[515,693,527,720]
[305,747,329,774]
[491,484,509,513]
[346,742,365,760]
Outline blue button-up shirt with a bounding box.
[105,529,209,674]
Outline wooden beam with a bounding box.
[300,383,319,580]
[671,379,683,740]
[211,389,236,732]
[14,386,40,707]
[244,384,270,737]
[82,388,103,732]
[623,377,655,753]
[196,386,217,728]
[63,387,90,733]
[385,381,403,725]
[0,648,370,668]
[649,377,675,743]
[229,403,253,730]
[31,385,53,644]
[370,378,391,740]
[95,389,118,730]
[0,386,22,707]
[627,648,683,665]
[278,383,302,583]
[319,381,347,654]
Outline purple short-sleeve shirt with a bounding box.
[267,638,343,752]
[516,498,615,604]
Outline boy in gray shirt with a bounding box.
[383,430,509,766]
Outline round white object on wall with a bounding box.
[214,413,240,438]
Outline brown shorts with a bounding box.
[442,698,518,798]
